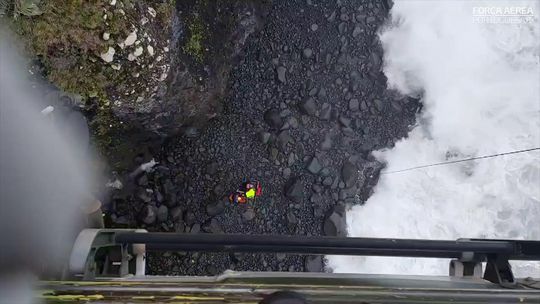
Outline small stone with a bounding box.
[306,157,322,174]
[100,47,115,63]
[352,26,363,37]
[303,48,313,58]
[258,131,271,144]
[276,66,286,83]
[128,53,136,61]
[141,205,156,225]
[134,46,144,57]
[111,64,121,70]
[282,168,292,179]
[157,205,168,222]
[124,31,137,47]
[311,23,318,31]
[102,32,110,41]
[148,7,157,18]
[305,255,323,272]
[286,210,297,224]
[110,0,116,5]
[170,207,183,220]
[349,99,359,112]
[298,97,317,116]
[147,45,155,56]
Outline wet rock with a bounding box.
[305,255,323,272]
[306,157,322,174]
[284,177,303,201]
[323,205,346,237]
[276,66,287,83]
[264,108,284,129]
[141,205,157,225]
[298,97,317,116]
[206,199,225,216]
[157,205,168,222]
[341,160,358,188]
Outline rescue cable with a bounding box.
[381,147,540,174]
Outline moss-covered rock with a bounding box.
[7,0,268,169]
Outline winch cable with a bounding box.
[381,147,540,174]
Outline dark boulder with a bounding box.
[304,255,323,272]
[323,205,346,237]
[298,97,317,116]
[264,108,284,129]
[206,199,225,216]
[141,205,157,225]
[284,177,304,201]
[341,160,358,188]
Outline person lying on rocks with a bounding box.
[229,181,262,204]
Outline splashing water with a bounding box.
[327,0,540,276]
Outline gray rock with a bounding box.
[320,103,332,120]
[374,99,384,111]
[282,167,292,179]
[322,176,333,186]
[352,25,363,37]
[141,205,157,225]
[242,209,256,222]
[298,97,317,116]
[288,116,299,129]
[306,157,322,174]
[305,255,323,272]
[349,99,359,112]
[170,206,183,221]
[284,177,304,201]
[277,130,293,149]
[320,136,333,150]
[303,48,313,58]
[264,108,284,129]
[258,131,271,144]
[157,205,168,222]
[184,211,196,226]
[339,116,351,128]
[137,174,148,186]
[323,205,346,237]
[190,223,201,234]
[286,210,298,224]
[311,23,318,31]
[341,160,358,188]
[206,199,225,216]
[276,66,287,83]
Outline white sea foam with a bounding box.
[327,0,540,277]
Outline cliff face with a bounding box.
[8,0,268,167]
